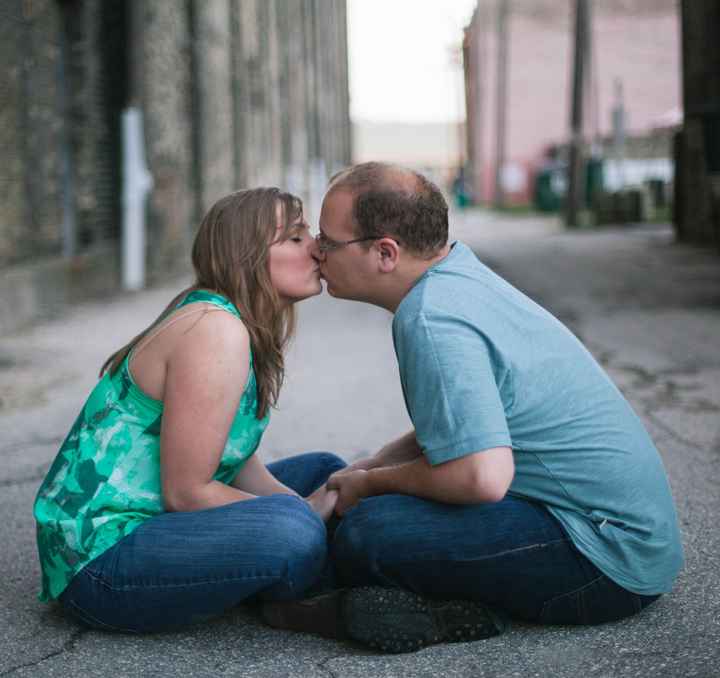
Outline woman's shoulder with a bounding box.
[163,309,252,398]
[177,288,241,317]
[171,306,250,356]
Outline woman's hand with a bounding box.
[305,484,339,522]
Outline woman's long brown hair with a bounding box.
[100,188,302,419]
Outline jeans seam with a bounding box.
[377,537,569,565]
[82,566,286,593]
[63,595,137,633]
[539,573,605,620]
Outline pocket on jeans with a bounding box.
[539,574,640,625]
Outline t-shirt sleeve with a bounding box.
[394,310,512,465]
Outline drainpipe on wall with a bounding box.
[121,107,153,291]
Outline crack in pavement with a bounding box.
[0,436,64,455]
[609,367,718,413]
[0,468,49,488]
[574,335,718,450]
[317,653,350,678]
[643,410,707,452]
[0,628,86,676]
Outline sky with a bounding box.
[346,0,478,124]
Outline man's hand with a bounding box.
[332,456,376,476]
[305,484,339,522]
[327,469,371,516]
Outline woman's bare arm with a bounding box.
[231,453,297,496]
[160,311,258,512]
[159,312,337,520]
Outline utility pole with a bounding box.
[474,7,485,204]
[566,0,589,227]
[450,44,465,171]
[493,0,510,209]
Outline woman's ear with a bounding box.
[376,237,400,273]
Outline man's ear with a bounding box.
[376,237,400,273]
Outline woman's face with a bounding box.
[267,205,322,305]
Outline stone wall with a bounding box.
[0,0,124,258]
[139,0,195,278]
[0,0,64,265]
[0,0,351,334]
[0,0,125,332]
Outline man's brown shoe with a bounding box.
[261,586,507,653]
[261,589,350,640]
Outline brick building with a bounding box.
[462,0,679,205]
[0,0,351,334]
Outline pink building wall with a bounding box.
[464,0,680,204]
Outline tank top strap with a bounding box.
[176,289,242,318]
[173,290,254,368]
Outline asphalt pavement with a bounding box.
[1,211,718,677]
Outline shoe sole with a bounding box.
[342,586,507,654]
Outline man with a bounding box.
[263,162,683,653]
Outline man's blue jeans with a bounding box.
[59,452,346,633]
[332,493,660,625]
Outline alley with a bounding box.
[1,212,718,677]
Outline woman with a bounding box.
[34,188,344,633]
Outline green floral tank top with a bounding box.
[34,290,270,601]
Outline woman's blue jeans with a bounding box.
[59,452,346,633]
[332,493,660,625]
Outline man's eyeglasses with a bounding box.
[315,231,398,254]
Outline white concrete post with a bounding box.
[121,107,153,291]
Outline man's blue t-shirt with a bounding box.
[392,241,683,595]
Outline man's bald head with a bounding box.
[326,162,448,258]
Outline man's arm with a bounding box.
[328,446,514,515]
[340,430,422,473]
